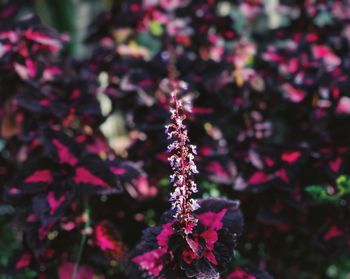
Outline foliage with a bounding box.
[0,0,350,278]
[306,175,350,203]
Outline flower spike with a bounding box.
[166,80,199,235]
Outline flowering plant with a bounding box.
[1,0,350,278]
[126,79,246,279]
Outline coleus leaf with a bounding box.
[94,220,125,261]
[41,128,122,194]
[32,186,75,226]
[108,159,157,199]
[125,198,243,279]
[0,14,64,65]
[1,249,33,277]
[108,159,143,187]
[16,86,51,113]
[225,266,273,279]
[201,156,237,185]
[41,128,80,167]
[0,0,23,21]
[4,158,55,202]
[22,215,58,258]
[58,262,101,279]
[73,158,122,195]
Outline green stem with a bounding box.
[72,199,91,279]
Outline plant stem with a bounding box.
[72,200,91,279]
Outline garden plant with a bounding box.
[0,0,350,278]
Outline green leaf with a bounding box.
[201,181,222,198]
[136,32,161,59]
[159,177,170,187]
[149,21,163,37]
[306,175,350,203]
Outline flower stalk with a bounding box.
[165,80,199,235]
